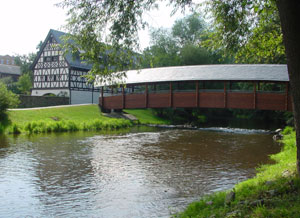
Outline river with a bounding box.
[0,126,280,218]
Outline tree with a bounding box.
[17,74,32,95]
[14,53,36,82]
[172,12,206,46]
[60,0,300,175]
[0,82,19,120]
[276,0,300,174]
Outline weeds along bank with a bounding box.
[176,127,300,218]
[3,106,169,135]
[4,105,133,134]
[7,119,133,134]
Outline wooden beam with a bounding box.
[196,81,199,107]
[169,82,173,108]
[286,82,289,111]
[253,82,256,109]
[101,86,104,107]
[145,84,148,108]
[224,81,227,108]
[122,86,125,109]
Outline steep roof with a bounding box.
[32,29,92,70]
[0,64,21,75]
[97,64,289,86]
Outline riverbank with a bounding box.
[3,105,169,134]
[176,127,300,218]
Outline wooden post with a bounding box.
[196,81,199,107]
[224,81,227,108]
[169,82,173,108]
[253,82,256,109]
[286,82,289,111]
[122,86,125,109]
[145,84,148,108]
[101,86,104,107]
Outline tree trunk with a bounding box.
[276,0,300,175]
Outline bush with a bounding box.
[0,82,19,119]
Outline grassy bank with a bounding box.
[124,109,170,125]
[176,127,300,218]
[4,106,169,134]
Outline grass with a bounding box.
[124,109,170,125]
[176,126,300,218]
[4,106,170,134]
[8,105,109,125]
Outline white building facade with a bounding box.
[31,29,100,104]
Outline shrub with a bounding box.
[0,82,20,120]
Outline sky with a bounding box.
[0,0,196,56]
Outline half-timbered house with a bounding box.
[31,29,100,104]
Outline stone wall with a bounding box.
[18,95,69,108]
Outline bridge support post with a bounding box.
[169,82,173,108]
[224,81,227,108]
[253,82,256,109]
[196,81,199,107]
[145,84,148,108]
[101,86,104,108]
[286,82,289,111]
[122,86,125,109]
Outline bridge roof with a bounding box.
[118,64,289,85]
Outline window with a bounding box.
[54,75,57,81]
[45,75,48,81]
[52,56,59,62]
[43,56,59,62]
[44,57,52,62]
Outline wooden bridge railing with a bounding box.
[99,81,292,111]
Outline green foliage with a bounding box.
[15,118,132,134]
[141,13,224,68]
[14,53,36,81]
[172,13,206,46]
[0,82,20,119]
[204,0,285,64]
[17,73,32,95]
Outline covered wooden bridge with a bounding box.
[98,65,292,112]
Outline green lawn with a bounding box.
[5,106,170,134]
[124,109,170,125]
[8,105,108,125]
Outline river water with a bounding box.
[0,126,280,218]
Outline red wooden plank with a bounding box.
[199,92,224,108]
[227,93,254,109]
[173,93,197,108]
[257,93,286,111]
[148,93,169,108]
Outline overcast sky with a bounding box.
[0,0,195,56]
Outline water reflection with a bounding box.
[0,128,279,218]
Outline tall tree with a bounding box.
[172,12,206,46]
[276,0,300,174]
[59,0,300,175]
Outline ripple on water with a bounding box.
[0,128,280,218]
